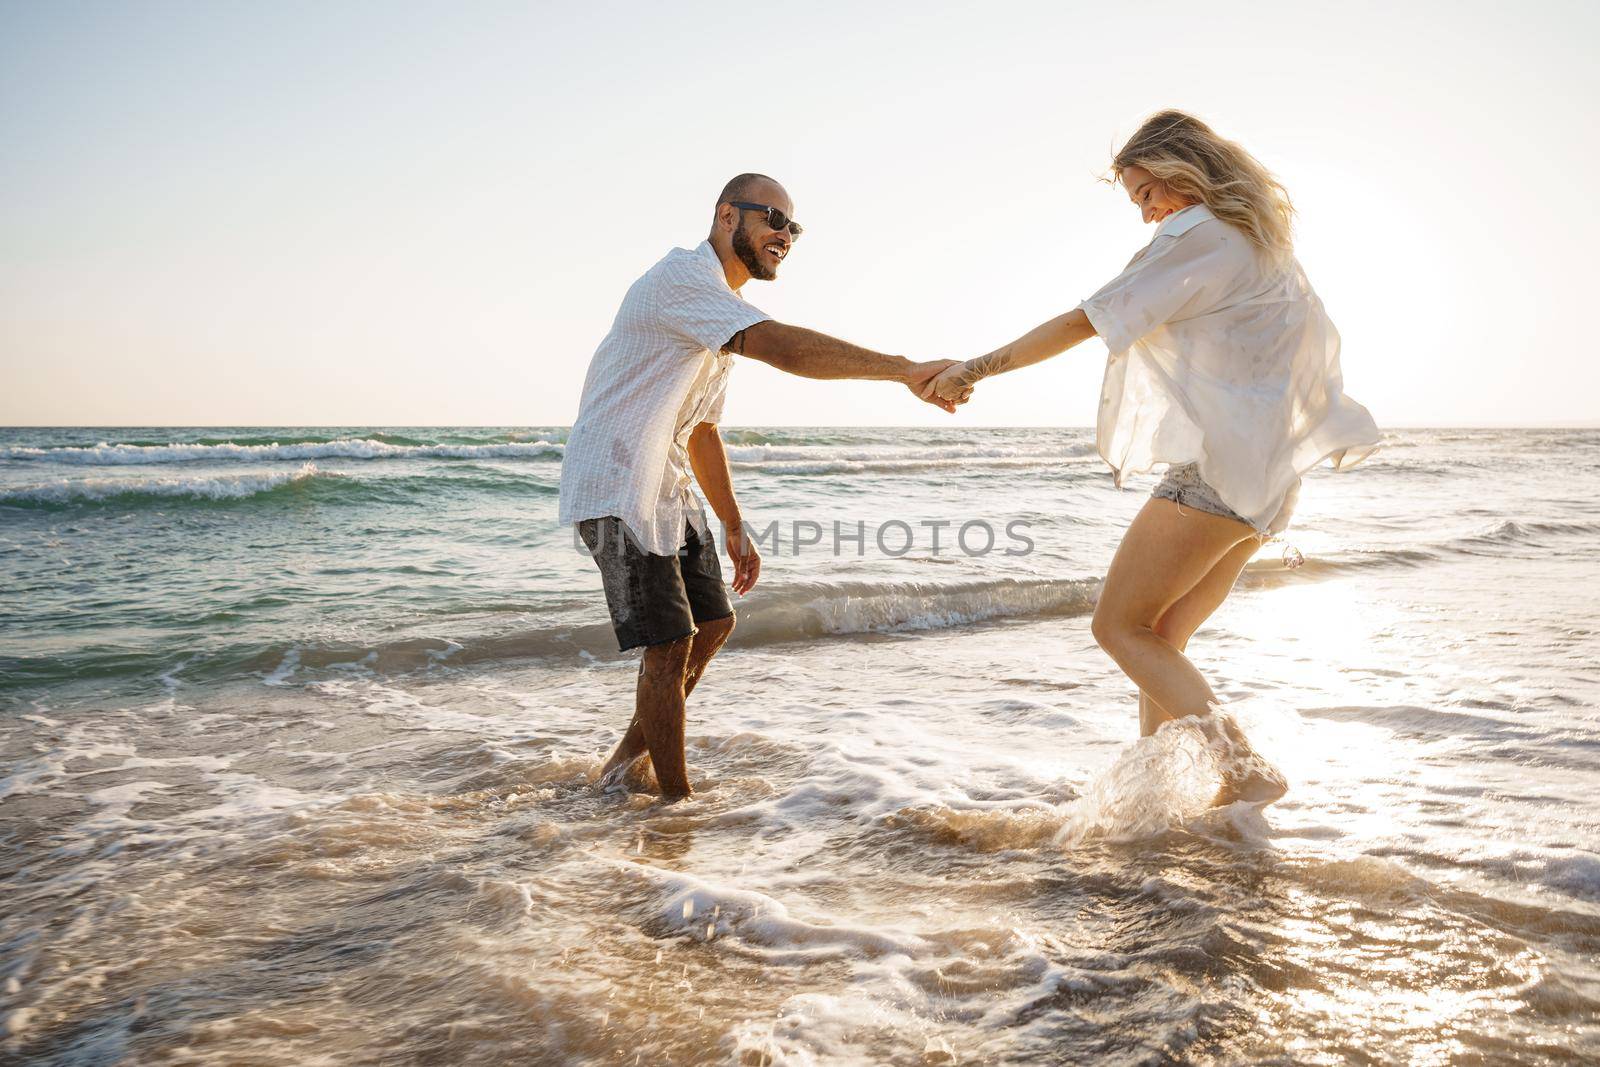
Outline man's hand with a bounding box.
[725,521,761,596]
[904,360,965,413]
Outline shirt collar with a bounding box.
[1156,203,1215,239]
[695,239,745,298]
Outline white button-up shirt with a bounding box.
[558,241,770,555]
[1078,204,1380,531]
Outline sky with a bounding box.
[2,0,1597,428]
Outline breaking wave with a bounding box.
[0,463,334,506]
[1,438,565,465]
[0,464,558,509]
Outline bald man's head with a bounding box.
[716,173,782,207]
[710,173,796,282]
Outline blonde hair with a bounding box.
[1112,110,1294,256]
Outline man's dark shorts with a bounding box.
[577,517,734,652]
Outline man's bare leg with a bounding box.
[623,635,693,798]
[599,615,735,794]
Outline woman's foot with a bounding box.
[1212,764,1289,807]
[1195,711,1289,807]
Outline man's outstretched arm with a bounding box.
[724,321,960,411]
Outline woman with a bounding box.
[931,110,1380,804]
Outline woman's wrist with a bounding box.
[950,359,985,388]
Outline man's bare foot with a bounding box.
[623,756,660,794]
[598,752,659,794]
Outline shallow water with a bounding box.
[3,426,1599,1063]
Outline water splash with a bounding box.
[1055,711,1285,846]
[1055,718,1220,846]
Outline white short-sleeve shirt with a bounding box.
[558,241,770,555]
[1077,204,1380,531]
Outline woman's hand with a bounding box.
[928,361,981,403]
[904,360,962,412]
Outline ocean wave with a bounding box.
[731,575,1100,642]
[724,442,1097,464]
[1,437,565,466]
[43,531,1576,690]
[732,455,1098,476]
[1458,518,1600,548]
[719,428,1009,448]
[1242,547,1441,584]
[1241,517,1600,586]
[300,576,1099,676]
[0,463,333,506]
[639,865,932,959]
[7,511,1588,690]
[270,576,1103,677]
[1410,517,1600,558]
[0,575,1103,693]
[0,464,560,509]
[2,434,1096,471]
[717,428,782,446]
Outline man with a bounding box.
[558,173,962,800]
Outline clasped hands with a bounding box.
[904,360,982,413]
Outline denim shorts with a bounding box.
[576,517,734,651]
[1152,463,1298,537]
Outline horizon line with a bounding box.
[2,422,1598,431]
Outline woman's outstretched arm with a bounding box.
[928,309,1097,401]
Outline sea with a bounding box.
[2,425,1598,1064]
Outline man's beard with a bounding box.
[731,220,776,281]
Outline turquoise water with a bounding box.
[1,425,1105,695]
[2,427,572,692]
[13,424,1594,702]
[3,426,1599,1063]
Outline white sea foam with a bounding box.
[725,441,1096,464]
[731,455,1088,475]
[215,576,1106,675]
[3,1007,37,1040]
[733,576,1101,644]
[729,991,960,1067]
[0,724,138,802]
[79,780,176,830]
[1,438,564,465]
[173,771,329,826]
[263,649,302,687]
[1449,846,1600,903]
[645,866,930,959]
[0,462,328,503]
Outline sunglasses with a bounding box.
[727,201,803,238]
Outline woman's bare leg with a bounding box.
[1095,499,1287,803]
[1137,537,1262,736]
[1091,498,1259,719]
